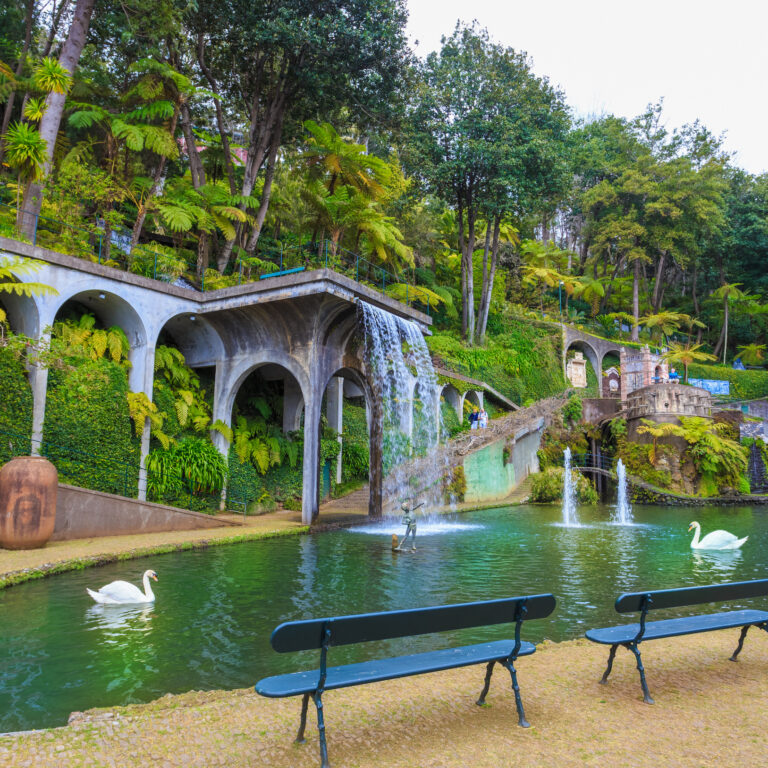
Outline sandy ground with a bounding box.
[2,630,767,768]
[0,509,368,588]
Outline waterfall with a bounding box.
[358,301,445,516]
[561,447,579,527]
[613,459,633,525]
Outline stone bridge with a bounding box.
[561,325,625,380]
[1,236,437,524]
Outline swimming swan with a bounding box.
[688,521,747,551]
[87,570,158,604]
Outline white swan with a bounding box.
[688,521,747,551]
[87,570,158,604]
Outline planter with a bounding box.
[0,456,58,549]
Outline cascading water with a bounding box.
[561,447,579,527]
[613,459,633,524]
[358,301,448,518]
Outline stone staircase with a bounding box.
[319,486,370,516]
[748,443,768,494]
[506,476,534,504]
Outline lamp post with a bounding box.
[559,281,564,319]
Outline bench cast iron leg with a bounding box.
[502,660,530,728]
[476,661,496,705]
[313,691,330,768]
[295,692,310,743]
[600,644,618,684]
[729,626,750,662]
[626,643,654,705]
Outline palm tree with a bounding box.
[661,343,716,383]
[302,120,391,198]
[636,419,681,463]
[3,122,47,227]
[710,283,747,364]
[736,343,766,367]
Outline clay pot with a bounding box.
[0,456,58,549]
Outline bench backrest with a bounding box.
[271,594,556,652]
[615,579,768,614]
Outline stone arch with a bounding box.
[462,389,483,414]
[50,288,149,392]
[0,285,40,338]
[220,352,311,428]
[155,312,225,369]
[564,338,600,380]
[319,365,380,516]
[440,383,462,419]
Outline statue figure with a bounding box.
[396,500,423,551]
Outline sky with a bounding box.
[406,0,768,175]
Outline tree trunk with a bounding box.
[631,258,640,342]
[651,251,667,312]
[20,0,96,238]
[464,206,476,342]
[42,0,72,57]
[196,34,237,195]
[476,216,500,344]
[131,106,180,247]
[179,102,205,189]
[243,140,280,258]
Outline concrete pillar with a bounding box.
[210,360,232,511]
[29,353,49,456]
[283,378,304,433]
[368,393,383,518]
[302,388,321,525]
[326,376,344,484]
[135,345,156,502]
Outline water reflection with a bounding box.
[85,603,154,637]
[691,549,744,580]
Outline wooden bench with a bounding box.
[586,579,768,704]
[255,594,556,767]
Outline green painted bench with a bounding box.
[256,594,556,767]
[586,579,768,703]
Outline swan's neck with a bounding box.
[142,574,155,601]
[691,525,700,547]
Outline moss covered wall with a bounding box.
[0,347,33,461]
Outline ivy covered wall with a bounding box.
[0,347,33,462]
[42,359,140,495]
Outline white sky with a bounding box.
[406,0,768,175]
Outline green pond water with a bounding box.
[1,503,766,732]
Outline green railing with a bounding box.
[0,192,430,314]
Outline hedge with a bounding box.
[0,347,33,462]
[686,364,768,401]
[42,359,140,495]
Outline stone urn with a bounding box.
[0,456,58,549]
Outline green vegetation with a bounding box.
[0,345,32,462]
[530,468,598,504]
[686,364,768,401]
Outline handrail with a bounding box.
[0,189,429,314]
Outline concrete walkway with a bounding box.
[0,509,367,589]
[2,631,765,767]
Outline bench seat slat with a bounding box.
[256,639,535,698]
[585,609,768,645]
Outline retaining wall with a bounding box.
[51,484,239,541]
[463,421,543,503]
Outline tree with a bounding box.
[19,0,95,237]
[736,343,766,366]
[189,0,410,272]
[407,23,570,342]
[661,343,716,382]
[709,282,747,364]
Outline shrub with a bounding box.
[687,363,768,401]
[530,467,597,503]
[445,465,466,502]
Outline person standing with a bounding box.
[479,408,488,429]
[469,408,479,429]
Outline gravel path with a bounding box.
[2,631,766,767]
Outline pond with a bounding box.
[1,503,766,732]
